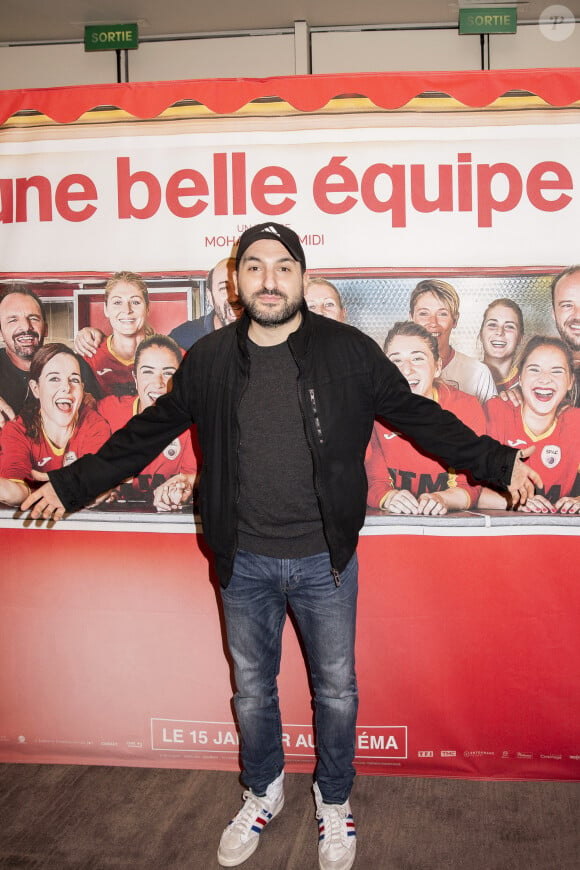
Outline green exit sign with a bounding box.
[459,7,517,34]
[85,23,139,51]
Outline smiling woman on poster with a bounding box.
[82,271,151,397]
[0,344,110,506]
[479,336,580,514]
[410,279,497,404]
[366,321,485,515]
[98,334,197,501]
[478,298,525,394]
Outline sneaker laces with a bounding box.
[229,790,265,842]
[317,802,352,848]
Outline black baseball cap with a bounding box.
[235,223,306,271]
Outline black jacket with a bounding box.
[49,304,517,587]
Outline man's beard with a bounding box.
[557,318,580,352]
[215,303,234,327]
[12,330,41,360]
[241,290,302,328]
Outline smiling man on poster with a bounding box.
[22,222,541,870]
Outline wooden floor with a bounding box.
[0,763,578,869]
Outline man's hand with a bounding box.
[153,472,195,512]
[507,446,543,508]
[20,472,66,521]
[74,327,105,358]
[0,395,15,429]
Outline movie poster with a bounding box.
[1,101,579,524]
[0,73,579,777]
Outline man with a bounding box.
[551,266,580,405]
[0,287,47,427]
[22,223,541,870]
[169,257,237,350]
[305,277,347,322]
[74,258,237,358]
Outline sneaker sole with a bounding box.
[217,796,285,867]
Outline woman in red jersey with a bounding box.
[365,321,485,515]
[480,336,580,513]
[0,344,110,506]
[83,271,151,397]
[478,298,524,394]
[97,334,197,502]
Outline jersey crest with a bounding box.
[541,444,561,468]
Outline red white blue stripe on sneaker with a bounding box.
[248,808,274,835]
[318,815,356,841]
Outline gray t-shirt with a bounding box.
[236,339,327,558]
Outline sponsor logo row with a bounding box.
[418,750,576,760]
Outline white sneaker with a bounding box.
[217,772,284,867]
[314,781,357,870]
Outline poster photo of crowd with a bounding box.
[1,99,579,525]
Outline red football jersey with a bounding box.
[86,335,136,397]
[485,397,580,502]
[495,365,519,394]
[0,405,111,483]
[98,394,197,491]
[366,382,485,509]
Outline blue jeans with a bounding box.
[220,549,358,805]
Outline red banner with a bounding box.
[1,526,579,779]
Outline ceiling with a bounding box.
[3,0,580,43]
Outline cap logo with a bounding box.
[262,225,281,237]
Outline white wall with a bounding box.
[311,29,482,73]
[129,34,297,82]
[490,23,580,68]
[0,44,117,90]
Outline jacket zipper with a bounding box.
[291,351,340,587]
[231,355,251,567]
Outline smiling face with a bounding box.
[134,344,180,409]
[386,333,442,398]
[410,291,456,354]
[520,344,573,418]
[104,280,149,337]
[0,292,46,369]
[235,238,305,328]
[30,352,83,429]
[553,272,580,352]
[480,303,523,363]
